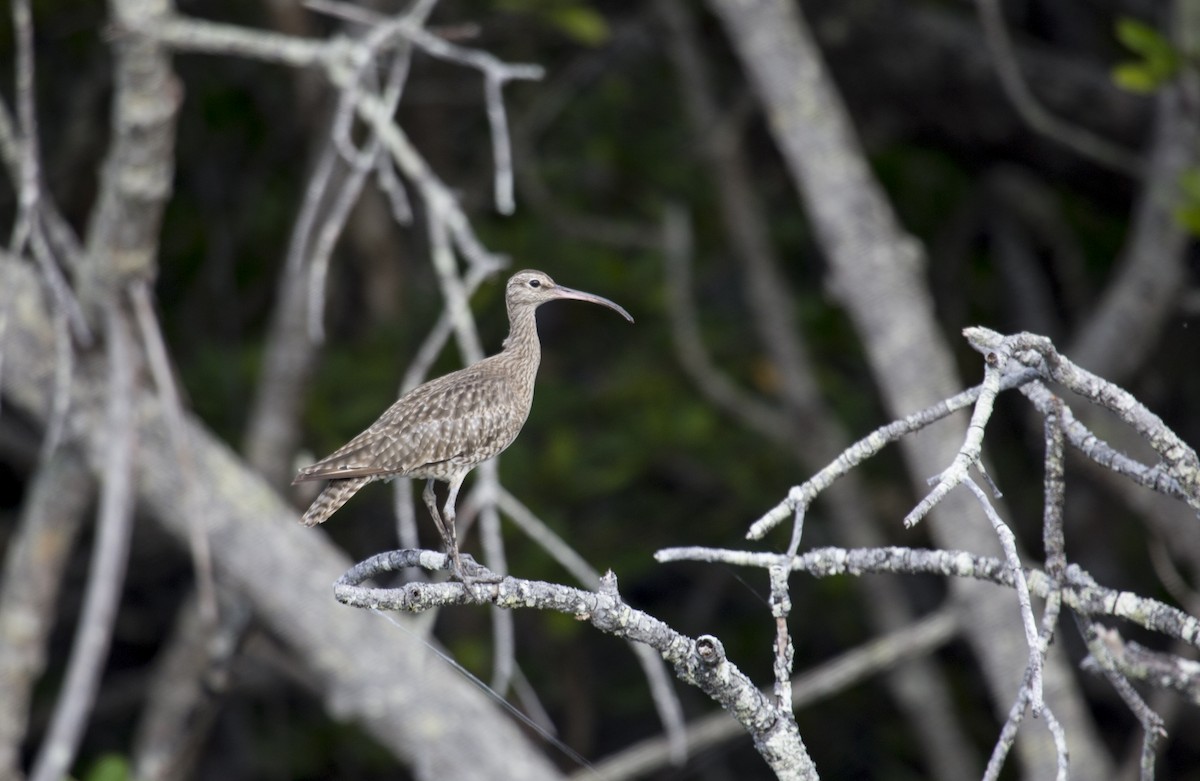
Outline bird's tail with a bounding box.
[300,476,372,527]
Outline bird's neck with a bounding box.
[501,305,542,365]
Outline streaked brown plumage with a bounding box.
[293,270,633,579]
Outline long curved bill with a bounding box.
[551,286,635,323]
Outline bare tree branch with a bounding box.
[493,486,689,766]
[964,327,1200,513]
[575,606,961,781]
[1077,621,1167,781]
[81,0,180,318]
[131,281,217,624]
[244,2,429,484]
[130,590,251,781]
[973,0,1143,175]
[0,450,93,781]
[336,552,819,781]
[29,304,138,781]
[657,546,1200,650]
[752,368,1040,538]
[1086,634,1200,706]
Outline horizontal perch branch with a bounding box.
[656,545,1200,650]
[334,550,818,780]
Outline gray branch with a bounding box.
[656,545,1200,650]
[335,551,818,781]
[30,305,138,781]
[0,450,93,780]
[965,327,1200,514]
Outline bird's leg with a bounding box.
[421,479,454,571]
[421,479,444,537]
[441,475,466,580]
[421,478,464,578]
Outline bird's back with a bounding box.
[295,354,534,484]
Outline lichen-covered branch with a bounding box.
[657,545,1200,650]
[965,327,1200,513]
[335,551,818,780]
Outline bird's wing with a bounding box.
[292,429,394,482]
[294,366,524,483]
[376,371,525,468]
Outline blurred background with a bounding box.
[0,0,1198,779]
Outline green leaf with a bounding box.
[1179,169,1200,202]
[1112,62,1166,94]
[82,754,131,781]
[495,0,610,47]
[1173,204,1200,237]
[548,7,610,47]
[1115,18,1174,62]
[1113,17,1179,94]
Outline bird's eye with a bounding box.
[528,278,541,288]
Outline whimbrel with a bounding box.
[294,270,633,579]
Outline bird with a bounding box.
[293,270,633,580]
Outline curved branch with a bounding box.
[973,0,1143,175]
[965,328,1200,513]
[335,550,818,780]
[30,305,138,781]
[0,450,93,779]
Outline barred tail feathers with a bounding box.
[300,476,372,527]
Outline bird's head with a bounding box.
[505,270,634,322]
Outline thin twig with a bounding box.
[904,347,1006,529]
[11,0,40,258]
[29,304,138,781]
[140,13,514,274]
[1087,636,1200,705]
[131,281,217,626]
[1042,397,1068,583]
[963,478,1043,710]
[966,328,1200,513]
[1020,380,1189,503]
[1077,620,1167,781]
[751,368,1040,538]
[307,25,418,341]
[983,662,1069,781]
[9,1,92,345]
[973,0,1142,176]
[483,73,516,214]
[768,564,795,715]
[0,450,93,779]
[469,460,516,694]
[426,187,484,363]
[661,204,788,443]
[37,310,73,462]
[306,0,537,213]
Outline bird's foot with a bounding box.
[446,551,502,584]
